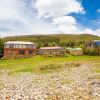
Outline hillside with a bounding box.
[4,34,100,41]
[3,34,100,48]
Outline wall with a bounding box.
[4,48,36,58]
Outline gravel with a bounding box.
[0,63,100,100]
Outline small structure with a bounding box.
[69,48,83,56]
[4,41,36,58]
[86,40,100,55]
[39,46,66,57]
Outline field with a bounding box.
[0,55,100,99]
[0,55,100,74]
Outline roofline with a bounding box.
[4,41,35,45]
[40,47,65,50]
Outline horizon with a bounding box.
[0,0,100,37]
[1,33,100,39]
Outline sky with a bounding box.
[0,0,100,37]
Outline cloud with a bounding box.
[95,29,100,36]
[35,0,84,18]
[0,0,54,36]
[81,28,100,36]
[97,9,100,13]
[82,29,94,34]
[52,16,76,25]
[0,0,100,37]
[52,16,100,36]
[52,16,80,34]
[0,0,19,21]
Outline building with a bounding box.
[86,40,100,55]
[39,46,66,57]
[66,47,73,53]
[69,48,83,56]
[4,41,36,58]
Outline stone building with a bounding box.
[86,40,100,55]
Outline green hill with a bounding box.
[4,34,100,42]
[3,34,100,48]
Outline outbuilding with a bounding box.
[70,48,83,56]
[39,46,66,57]
[4,41,36,58]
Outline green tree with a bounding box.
[0,38,4,54]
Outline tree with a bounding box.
[0,38,4,54]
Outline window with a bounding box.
[29,50,33,54]
[27,44,34,48]
[19,44,23,48]
[9,44,14,48]
[19,50,25,55]
[15,44,19,48]
[23,44,27,48]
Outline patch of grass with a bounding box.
[32,64,63,74]
[95,69,100,73]
[96,75,100,79]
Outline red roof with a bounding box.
[40,46,64,50]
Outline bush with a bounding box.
[88,51,98,56]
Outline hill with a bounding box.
[4,34,100,42]
[3,34,100,48]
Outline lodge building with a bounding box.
[4,41,36,58]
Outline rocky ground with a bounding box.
[0,63,100,100]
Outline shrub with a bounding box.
[88,51,98,56]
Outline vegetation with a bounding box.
[0,38,4,56]
[3,34,100,49]
[0,55,100,74]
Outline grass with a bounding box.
[0,55,100,74]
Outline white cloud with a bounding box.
[0,0,100,37]
[56,24,79,34]
[0,0,22,21]
[0,0,54,37]
[52,16,76,25]
[52,16,100,36]
[35,0,84,18]
[97,9,100,13]
[82,29,94,34]
[52,16,80,34]
[95,29,100,36]
[81,28,100,36]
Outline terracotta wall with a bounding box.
[4,48,36,58]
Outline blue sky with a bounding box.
[0,0,100,37]
[73,0,100,29]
